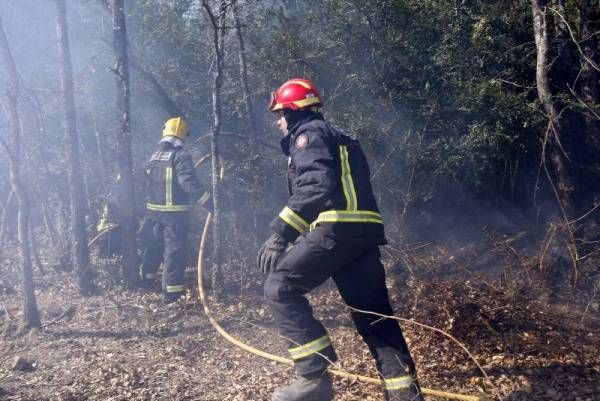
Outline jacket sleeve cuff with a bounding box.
[270,206,309,243]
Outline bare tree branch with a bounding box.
[549,6,600,72]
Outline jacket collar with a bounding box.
[160,136,185,148]
[280,111,323,155]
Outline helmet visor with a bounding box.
[268,91,279,112]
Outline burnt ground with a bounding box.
[0,240,599,401]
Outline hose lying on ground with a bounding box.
[196,212,484,401]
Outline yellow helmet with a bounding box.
[161,117,189,140]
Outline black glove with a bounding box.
[257,233,287,274]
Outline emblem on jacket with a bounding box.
[150,151,173,162]
[295,133,309,149]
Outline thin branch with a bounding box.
[493,78,536,89]
[549,6,600,72]
[340,301,490,380]
[578,247,600,262]
[538,223,557,273]
[0,137,15,164]
[370,134,406,180]
[41,305,76,328]
[567,84,600,120]
[202,0,220,31]
[568,201,600,225]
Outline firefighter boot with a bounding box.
[272,373,333,401]
[384,376,424,401]
[162,291,184,305]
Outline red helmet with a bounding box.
[268,78,322,112]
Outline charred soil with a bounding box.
[0,241,599,401]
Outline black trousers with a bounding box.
[139,217,189,294]
[264,227,419,390]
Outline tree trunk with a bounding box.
[233,3,257,139]
[110,0,138,285]
[99,0,185,122]
[531,0,574,217]
[29,221,44,276]
[203,0,228,295]
[54,0,94,295]
[0,191,14,260]
[0,17,41,329]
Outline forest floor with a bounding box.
[0,239,599,401]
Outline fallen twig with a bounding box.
[340,302,490,380]
[41,305,76,328]
[1,303,15,322]
[538,223,557,274]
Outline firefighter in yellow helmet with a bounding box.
[139,117,210,303]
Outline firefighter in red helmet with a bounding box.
[258,78,424,401]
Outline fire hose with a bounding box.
[196,212,484,401]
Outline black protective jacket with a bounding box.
[270,113,386,245]
[144,141,206,223]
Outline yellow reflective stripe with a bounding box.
[287,79,312,89]
[273,97,320,111]
[97,222,117,232]
[279,207,310,235]
[146,203,192,212]
[339,146,352,209]
[310,210,383,229]
[97,205,111,231]
[166,284,184,293]
[198,192,210,206]
[165,167,173,206]
[288,335,331,361]
[384,375,414,390]
[292,97,321,108]
[318,210,382,218]
[339,145,357,211]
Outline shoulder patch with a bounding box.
[294,133,309,149]
[150,151,173,162]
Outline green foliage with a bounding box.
[1,0,598,247]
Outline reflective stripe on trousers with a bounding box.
[166,284,184,293]
[288,335,332,361]
[384,375,414,390]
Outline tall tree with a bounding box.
[531,0,574,217]
[233,2,257,139]
[0,191,14,260]
[54,0,94,295]
[203,0,228,294]
[0,17,41,329]
[110,0,138,285]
